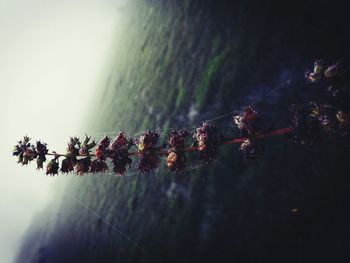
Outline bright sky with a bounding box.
[0,0,122,262]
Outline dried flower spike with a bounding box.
[135,130,160,173]
[109,132,133,176]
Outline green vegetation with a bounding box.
[194,49,227,109]
[175,77,186,109]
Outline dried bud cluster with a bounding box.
[36,141,48,169]
[233,106,259,135]
[46,159,59,176]
[91,132,133,175]
[166,130,189,172]
[193,122,222,163]
[290,103,350,144]
[13,136,48,168]
[233,107,264,160]
[135,130,161,173]
[109,132,133,175]
[294,59,350,143]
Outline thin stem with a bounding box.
[43,127,293,158]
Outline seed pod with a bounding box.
[46,159,59,175]
[61,158,74,173]
[75,157,91,175]
[36,156,46,170]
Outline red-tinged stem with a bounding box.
[258,127,294,139]
[222,127,294,145]
[222,138,247,144]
